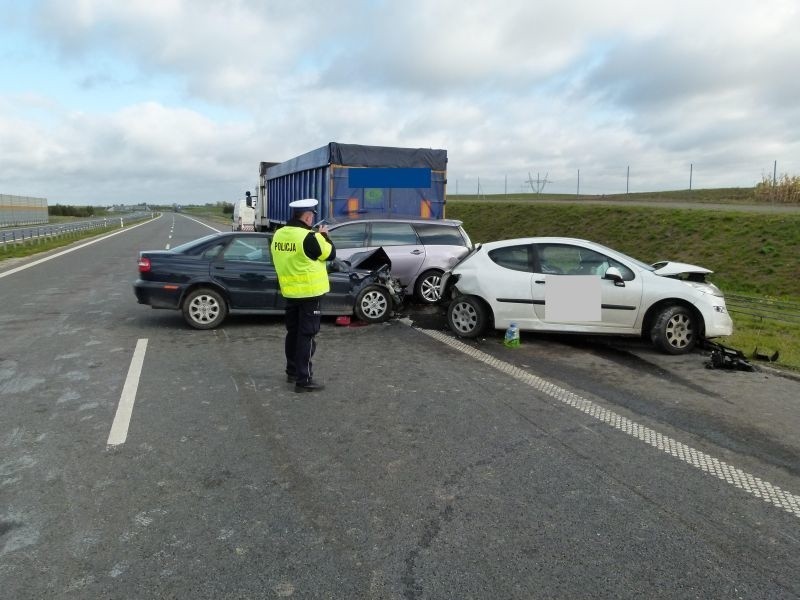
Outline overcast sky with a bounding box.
[1,0,798,205]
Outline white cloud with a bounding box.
[0,0,797,203]
[0,96,256,203]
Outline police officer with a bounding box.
[271,199,335,392]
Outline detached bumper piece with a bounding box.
[702,340,755,372]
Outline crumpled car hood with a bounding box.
[346,247,392,271]
[329,247,405,303]
[651,261,712,276]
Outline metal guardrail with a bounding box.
[0,212,154,249]
[725,293,800,325]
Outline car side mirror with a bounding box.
[604,266,626,287]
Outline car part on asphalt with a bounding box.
[753,347,780,362]
[703,340,755,371]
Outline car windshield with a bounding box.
[591,241,655,271]
[170,234,220,254]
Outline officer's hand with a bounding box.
[317,224,329,235]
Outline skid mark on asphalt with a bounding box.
[418,328,800,520]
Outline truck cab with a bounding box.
[232,195,256,231]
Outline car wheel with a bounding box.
[650,305,697,354]
[355,285,391,323]
[414,269,444,304]
[447,295,488,338]
[182,288,228,329]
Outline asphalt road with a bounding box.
[1,213,799,599]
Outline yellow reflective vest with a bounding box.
[271,225,333,298]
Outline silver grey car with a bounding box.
[327,219,472,303]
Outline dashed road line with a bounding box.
[107,339,148,446]
[418,328,800,520]
[178,214,221,232]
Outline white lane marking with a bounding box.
[107,339,148,446]
[418,328,800,520]
[165,244,170,250]
[178,214,221,232]
[0,216,159,280]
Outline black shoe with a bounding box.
[294,380,325,393]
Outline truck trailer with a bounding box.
[252,142,447,231]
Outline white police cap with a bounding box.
[289,198,319,210]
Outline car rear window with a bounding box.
[414,223,466,246]
[171,234,219,254]
[488,245,532,272]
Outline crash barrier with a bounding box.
[726,293,800,326]
[0,194,48,227]
[0,212,155,251]
[724,293,800,364]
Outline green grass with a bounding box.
[181,206,231,227]
[725,306,799,370]
[447,200,800,373]
[451,187,767,204]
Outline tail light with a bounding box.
[138,257,151,273]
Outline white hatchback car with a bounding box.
[440,237,733,354]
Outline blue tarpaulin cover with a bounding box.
[264,142,447,222]
[266,143,447,179]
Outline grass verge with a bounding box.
[180,207,231,227]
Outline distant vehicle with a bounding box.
[440,237,733,354]
[232,197,256,231]
[134,232,404,329]
[252,142,448,231]
[328,218,472,304]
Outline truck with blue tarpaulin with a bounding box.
[253,142,447,231]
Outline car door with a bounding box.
[484,243,538,328]
[412,222,472,272]
[210,235,278,309]
[366,222,425,288]
[531,242,643,329]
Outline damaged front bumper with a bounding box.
[331,246,406,308]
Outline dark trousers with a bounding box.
[284,297,321,384]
